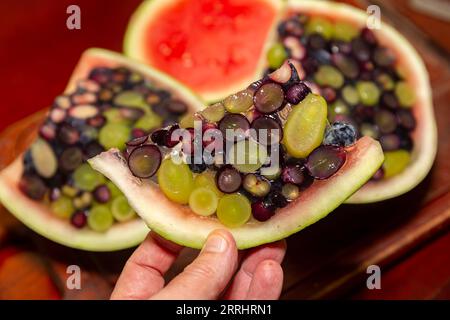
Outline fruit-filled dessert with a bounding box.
[124,0,436,204]
[0,49,204,251]
[90,61,384,249]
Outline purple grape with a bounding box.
[306,146,347,180]
[381,91,399,109]
[396,109,416,131]
[361,28,377,46]
[253,83,285,114]
[164,100,188,115]
[320,87,337,103]
[126,135,149,147]
[84,142,104,159]
[218,114,250,141]
[93,185,111,203]
[372,167,385,181]
[151,129,169,146]
[19,174,47,200]
[251,201,275,222]
[59,147,83,172]
[308,34,327,50]
[351,38,371,62]
[379,134,400,151]
[281,164,305,185]
[286,82,311,104]
[332,53,359,79]
[58,124,80,145]
[216,166,242,193]
[250,115,282,146]
[127,145,162,178]
[373,47,395,67]
[71,211,87,229]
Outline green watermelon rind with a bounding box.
[0,48,205,251]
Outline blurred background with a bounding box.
[0,0,449,299]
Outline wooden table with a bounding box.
[0,0,449,299]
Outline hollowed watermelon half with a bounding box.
[124,0,283,102]
[0,48,204,251]
[90,63,384,249]
[124,0,437,203]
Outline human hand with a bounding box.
[111,230,286,300]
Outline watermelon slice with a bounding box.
[0,48,204,251]
[124,0,436,203]
[124,0,282,102]
[89,64,384,249]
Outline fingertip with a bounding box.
[246,259,284,300]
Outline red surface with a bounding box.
[143,0,277,91]
[0,0,141,132]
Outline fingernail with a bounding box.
[203,232,228,253]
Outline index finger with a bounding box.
[111,231,183,300]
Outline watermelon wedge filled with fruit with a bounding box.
[90,61,384,249]
[124,0,437,203]
[0,48,204,251]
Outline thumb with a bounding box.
[151,229,238,300]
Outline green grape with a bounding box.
[50,196,75,219]
[194,171,223,197]
[134,112,163,131]
[111,195,136,222]
[114,91,147,110]
[283,94,328,158]
[356,81,380,106]
[189,187,218,217]
[333,22,359,42]
[227,139,267,173]
[305,17,334,39]
[179,113,196,129]
[314,65,344,89]
[216,193,251,228]
[267,43,288,69]
[328,99,349,122]
[88,204,114,232]
[99,123,131,151]
[341,85,359,106]
[106,180,123,198]
[103,109,130,125]
[376,73,395,90]
[395,81,415,108]
[383,150,411,178]
[73,163,105,192]
[201,103,225,122]
[224,89,254,114]
[157,158,194,204]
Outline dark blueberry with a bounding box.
[308,34,327,50]
[71,211,87,229]
[251,201,276,222]
[93,185,111,203]
[323,122,357,147]
[351,38,371,62]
